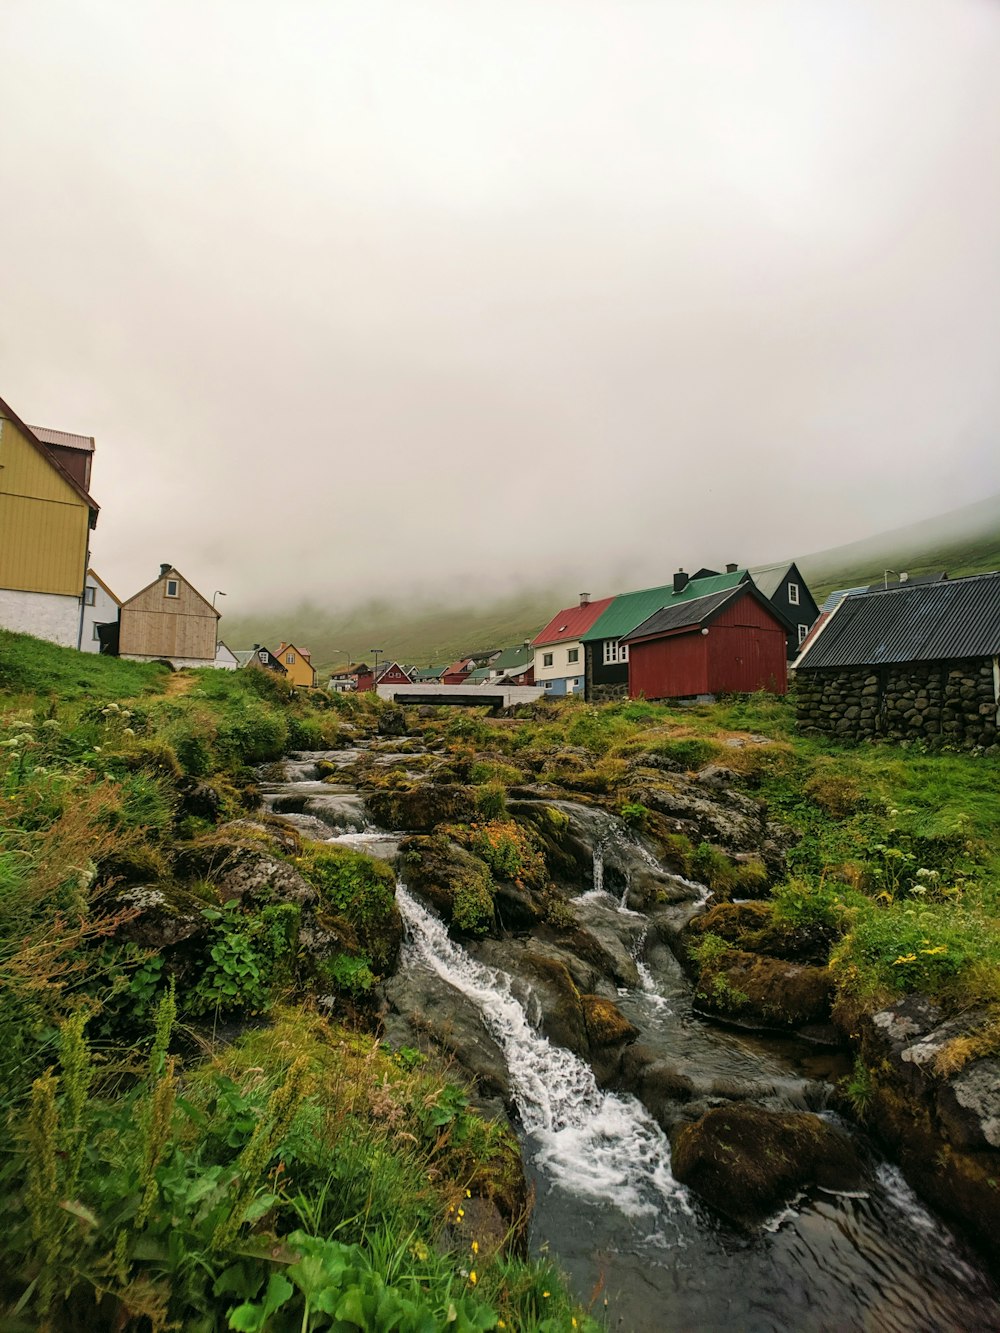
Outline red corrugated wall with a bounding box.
[627,592,788,699]
[707,596,787,694]
[628,633,708,698]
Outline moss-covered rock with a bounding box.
[365,782,475,832]
[400,835,497,935]
[694,946,834,1028]
[688,900,838,966]
[670,1107,864,1229]
[295,843,402,972]
[581,994,639,1049]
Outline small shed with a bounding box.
[794,572,1000,747]
[442,657,476,685]
[623,584,791,700]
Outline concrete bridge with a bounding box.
[376,682,546,710]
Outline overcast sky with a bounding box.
[2,0,999,615]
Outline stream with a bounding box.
[263,745,1000,1332]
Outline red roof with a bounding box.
[443,657,475,677]
[533,596,614,647]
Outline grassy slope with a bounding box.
[224,492,1000,672]
[223,586,568,674]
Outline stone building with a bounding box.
[793,572,1000,748]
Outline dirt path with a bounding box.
[163,672,196,696]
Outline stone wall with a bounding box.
[795,657,998,748]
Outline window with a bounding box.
[567,647,579,664]
[602,639,629,665]
[797,624,809,645]
[83,586,96,606]
[165,579,179,598]
[258,650,268,663]
[286,653,296,665]
[92,624,101,640]
[543,652,554,667]
[787,582,800,605]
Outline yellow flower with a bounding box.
[471,1240,479,1254]
[465,1188,472,1197]
[542,1291,550,1298]
[920,945,948,955]
[892,954,917,965]
[469,1271,478,1285]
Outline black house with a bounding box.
[748,562,819,659]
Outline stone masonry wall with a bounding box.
[795,658,998,749]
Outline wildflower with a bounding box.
[469,1271,477,1285]
[465,1188,472,1197]
[410,1240,430,1261]
[892,954,917,965]
[471,1239,479,1254]
[542,1290,550,1298]
[920,945,948,956]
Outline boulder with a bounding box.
[399,835,497,935]
[366,783,475,832]
[377,705,408,737]
[936,1060,1000,1152]
[381,970,510,1102]
[687,900,839,966]
[102,883,210,951]
[581,994,639,1082]
[695,948,834,1029]
[213,848,318,910]
[669,1107,864,1229]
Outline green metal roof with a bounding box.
[491,644,532,670]
[582,570,748,641]
[466,667,493,683]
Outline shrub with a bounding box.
[474,782,508,821]
[804,772,863,818]
[468,821,546,888]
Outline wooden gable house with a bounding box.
[119,564,220,667]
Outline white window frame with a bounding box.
[787,582,800,606]
[92,623,101,640]
[165,578,179,598]
[797,623,809,645]
[542,651,554,668]
[602,639,629,665]
[567,647,579,664]
[83,586,96,606]
[286,653,296,665]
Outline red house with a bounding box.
[357,661,412,692]
[622,584,791,700]
[442,657,476,686]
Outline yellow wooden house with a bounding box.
[0,394,99,648]
[119,564,220,667]
[274,641,317,689]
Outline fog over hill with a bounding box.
[3,1,1000,622]
[223,490,1000,670]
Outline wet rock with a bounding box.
[937,1060,1000,1152]
[366,783,475,832]
[377,705,408,737]
[552,921,640,989]
[669,1106,864,1229]
[103,883,209,950]
[177,777,223,821]
[695,948,834,1029]
[215,849,318,910]
[492,879,544,930]
[382,970,510,1102]
[399,835,497,935]
[687,900,839,966]
[581,994,639,1082]
[632,780,764,851]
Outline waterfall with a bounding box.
[396,884,685,1219]
[592,839,605,895]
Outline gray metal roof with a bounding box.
[748,562,791,599]
[819,586,870,614]
[796,572,1000,669]
[623,587,743,640]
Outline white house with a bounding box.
[214,640,239,670]
[531,594,614,696]
[81,568,120,653]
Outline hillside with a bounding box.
[223,586,571,674]
[801,490,1000,598]
[222,492,1000,676]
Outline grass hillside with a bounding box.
[801,491,1000,598]
[223,587,570,674]
[222,491,1000,674]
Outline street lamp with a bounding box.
[212,590,227,608]
[371,648,384,685]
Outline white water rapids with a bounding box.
[396,883,685,1220]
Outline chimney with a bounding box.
[253,643,261,651]
[579,592,590,607]
[673,568,689,594]
[726,562,738,573]
[159,562,172,577]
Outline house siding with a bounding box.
[119,572,217,663]
[0,416,90,599]
[796,658,998,748]
[0,587,81,647]
[81,574,120,653]
[628,633,707,699]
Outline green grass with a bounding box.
[0,627,170,703]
